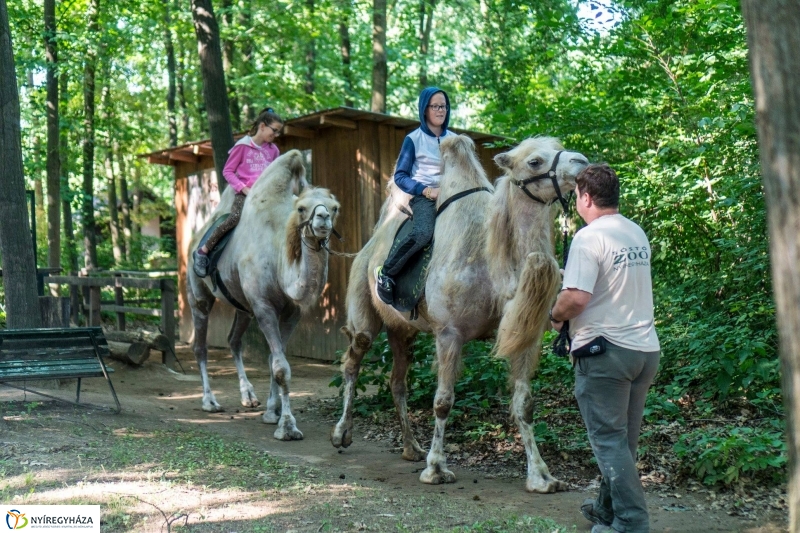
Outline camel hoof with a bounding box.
[262,411,280,424]
[401,446,426,462]
[330,426,353,448]
[274,426,304,441]
[202,402,224,413]
[419,466,456,485]
[241,398,261,408]
[525,477,568,493]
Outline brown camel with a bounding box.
[187,150,340,440]
[331,135,588,492]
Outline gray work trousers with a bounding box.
[574,341,660,533]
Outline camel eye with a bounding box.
[298,206,306,214]
[332,207,339,214]
[528,158,542,168]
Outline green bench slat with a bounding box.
[0,358,114,381]
[0,328,110,358]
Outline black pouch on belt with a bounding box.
[571,336,607,358]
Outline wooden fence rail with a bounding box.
[46,275,176,368]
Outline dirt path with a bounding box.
[1,344,787,532]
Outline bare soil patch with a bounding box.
[0,343,788,532]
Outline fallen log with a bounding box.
[104,330,172,366]
[107,340,151,366]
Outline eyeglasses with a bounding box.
[427,104,448,112]
[266,124,282,136]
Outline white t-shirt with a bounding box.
[561,213,660,353]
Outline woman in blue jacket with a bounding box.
[375,87,455,304]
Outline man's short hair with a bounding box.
[575,163,619,208]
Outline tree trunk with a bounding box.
[418,0,436,89]
[338,0,353,107]
[0,0,42,328]
[82,0,100,270]
[106,151,122,265]
[238,0,254,123]
[164,0,178,147]
[371,0,387,113]
[221,0,240,131]
[45,0,60,270]
[177,26,191,140]
[101,74,123,265]
[59,72,79,275]
[191,0,234,189]
[117,148,132,262]
[741,1,800,530]
[305,0,316,96]
[131,163,142,264]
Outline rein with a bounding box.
[511,150,570,213]
[436,187,491,216]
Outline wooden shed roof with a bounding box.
[141,106,508,166]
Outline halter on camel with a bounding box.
[510,150,571,212]
[296,203,344,252]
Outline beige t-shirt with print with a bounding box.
[561,213,660,353]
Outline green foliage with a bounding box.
[673,421,787,486]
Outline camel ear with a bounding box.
[494,152,513,171]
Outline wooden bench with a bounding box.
[0,327,121,413]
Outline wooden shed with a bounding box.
[144,107,506,361]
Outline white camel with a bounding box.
[187,149,340,440]
[331,135,588,491]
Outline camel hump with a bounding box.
[440,134,475,157]
[282,149,306,176]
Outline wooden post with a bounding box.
[114,273,126,331]
[160,278,176,368]
[69,282,79,326]
[89,285,101,326]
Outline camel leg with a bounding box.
[511,376,567,493]
[253,304,302,440]
[228,310,259,408]
[331,256,383,449]
[420,327,463,485]
[387,327,425,461]
[330,327,374,448]
[189,292,222,412]
[500,252,566,492]
[264,308,300,424]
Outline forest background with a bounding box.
[4,0,782,491]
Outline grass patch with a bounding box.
[109,428,302,490]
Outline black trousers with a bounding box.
[383,195,436,277]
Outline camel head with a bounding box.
[494,137,588,209]
[286,186,341,263]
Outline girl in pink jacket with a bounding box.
[193,108,283,277]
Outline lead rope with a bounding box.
[552,200,573,358]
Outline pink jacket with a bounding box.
[222,136,281,193]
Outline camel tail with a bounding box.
[494,252,561,380]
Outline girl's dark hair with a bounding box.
[249,107,283,136]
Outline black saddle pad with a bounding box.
[197,214,235,281]
[388,218,433,313]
